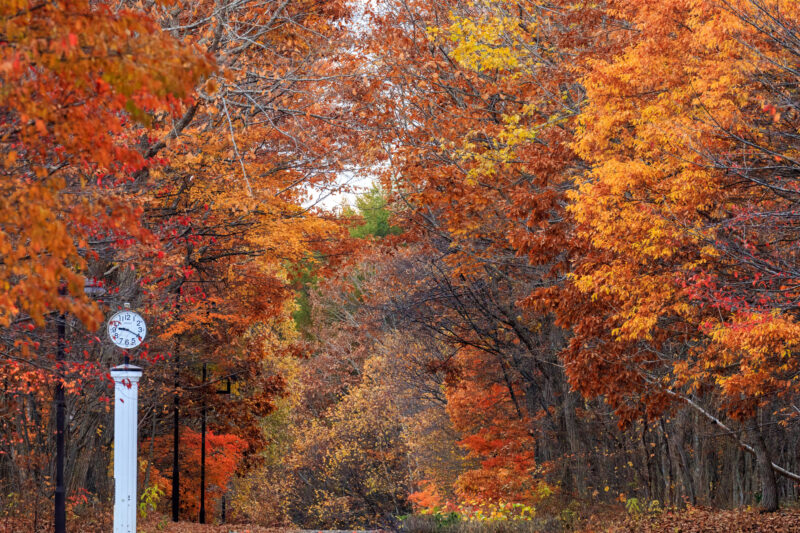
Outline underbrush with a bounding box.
[401,502,800,533]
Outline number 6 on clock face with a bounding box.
[107,310,147,349]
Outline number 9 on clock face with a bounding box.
[107,310,147,349]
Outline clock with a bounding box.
[108,309,147,349]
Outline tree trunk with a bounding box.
[563,388,587,497]
[658,419,674,506]
[673,410,696,505]
[748,418,778,512]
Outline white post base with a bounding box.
[111,365,142,533]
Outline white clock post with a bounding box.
[110,363,142,533]
[109,303,147,533]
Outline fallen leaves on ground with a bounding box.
[583,506,800,533]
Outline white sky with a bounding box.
[304,171,375,213]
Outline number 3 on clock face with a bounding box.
[107,310,147,349]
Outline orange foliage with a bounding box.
[0,0,210,328]
[5,0,800,525]
[148,427,248,521]
[447,349,542,504]
[342,0,608,508]
[567,0,800,422]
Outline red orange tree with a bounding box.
[567,0,800,511]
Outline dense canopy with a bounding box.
[1,0,799,530]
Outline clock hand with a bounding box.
[118,327,142,340]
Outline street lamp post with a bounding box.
[172,343,180,522]
[199,363,207,524]
[54,281,106,533]
[54,288,66,533]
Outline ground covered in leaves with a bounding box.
[139,519,290,533]
[581,506,800,533]
[7,507,797,533]
[137,508,800,533]
[138,519,377,533]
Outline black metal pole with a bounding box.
[199,362,207,524]
[54,293,66,533]
[171,347,180,522]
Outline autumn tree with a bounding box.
[1,0,363,524]
[328,0,800,516]
[567,0,800,511]
[0,0,212,525]
[334,0,613,508]
[5,0,800,526]
[0,0,210,328]
[123,0,367,518]
[146,426,248,519]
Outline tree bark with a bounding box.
[563,389,587,497]
[748,418,779,512]
[659,387,800,484]
[673,409,696,505]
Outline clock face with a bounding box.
[108,310,147,349]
